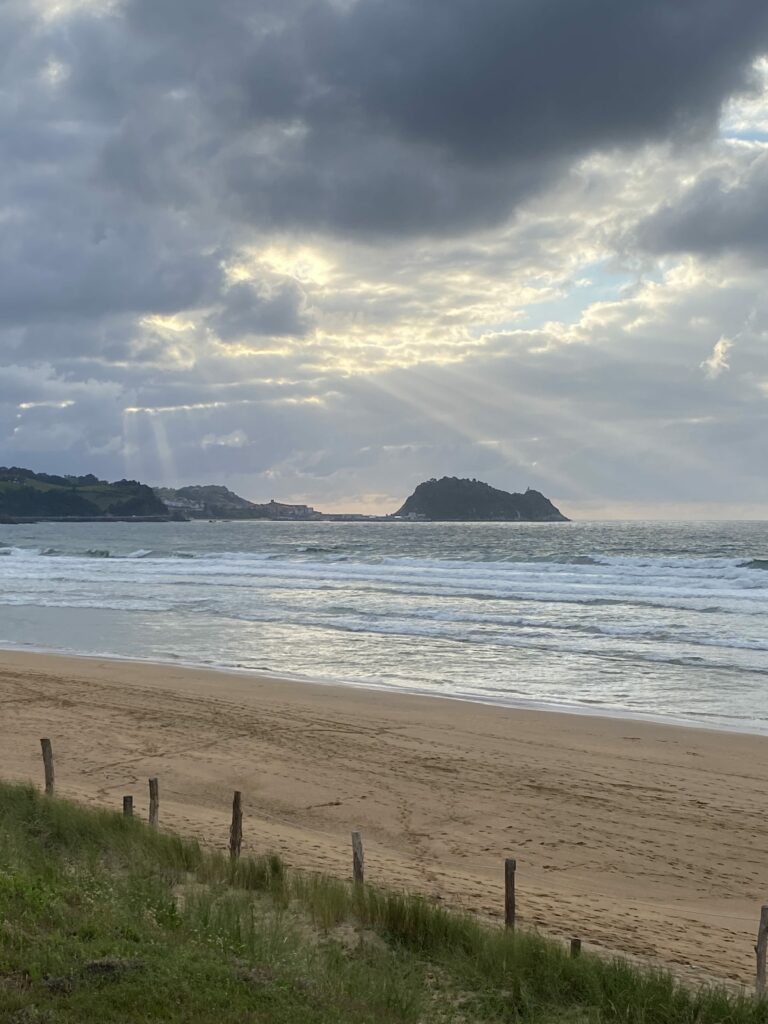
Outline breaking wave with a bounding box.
[1,519,767,730]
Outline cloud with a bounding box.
[307,0,766,158]
[98,0,768,236]
[208,279,312,341]
[701,335,735,378]
[637,149,768,260]
[201,430,248,449]
[1,2,768,513]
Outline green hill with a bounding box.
[395,477,569,521]
[0,781,760,1024]
[0,467,169,519]
[154,484,271,519]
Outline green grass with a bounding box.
[0,781,765,1024]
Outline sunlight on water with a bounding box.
[0,520,766,731]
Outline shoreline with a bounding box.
[2,647,768,987]
[0,641,762,739]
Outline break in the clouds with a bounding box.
[2,0,768,516]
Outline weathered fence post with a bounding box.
[230,791,243,860]
[40,738,54,796]
[570,938,582,958]
[148,776,159,828]
[504,858,516,930]
[352,831,364,885]
[123,795,133,818]
[756,904,768,995]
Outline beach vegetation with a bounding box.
[0,780,765,1023]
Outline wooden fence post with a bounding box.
[148,777,159,828]
[570,938,582,958]
[123,796,133,818]
[40,739,54,796]
[504,858,516,930]
[756,904,768,995]
[352,831,364,885]
[230,791,243,860]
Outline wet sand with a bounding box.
[1,648,765,986]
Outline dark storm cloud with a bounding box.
[3,0,767,345]
[307,0,767,161]
[636,151,768,260]
[108,0,768,237]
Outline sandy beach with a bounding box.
[1,648,766,987]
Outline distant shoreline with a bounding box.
[0,514,572,524]
[0,515,179,524]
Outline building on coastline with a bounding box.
[265,500,320,520]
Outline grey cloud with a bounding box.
[106,0,768,237]
[306,0,768,161]
[0,363,128,471]
[224,130,551,237]
[208,279,312,340]
[2,0,767,355]
[0,218,222,328]
[637,151,768,259]
[0,6,225,339]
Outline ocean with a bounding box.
[1,519,766,732]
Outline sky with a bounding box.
[3,0,768,518]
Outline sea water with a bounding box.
[0,519,766,732]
